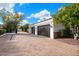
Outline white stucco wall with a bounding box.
[50,19,54,39]
[54,23,63,32]
[27,28,31,34]
[35,26,38,35]
[31,18,52,27]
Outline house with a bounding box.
[28,18,63,39]
[0,24,3,29]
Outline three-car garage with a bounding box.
[30,18,54,39]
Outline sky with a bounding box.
[0,3,67,25]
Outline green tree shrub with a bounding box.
[0,29,6,35]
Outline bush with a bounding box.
[0,29,6,35]
[59,28,71,38]
[20,24,29,32]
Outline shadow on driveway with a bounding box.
[55,38,79,45]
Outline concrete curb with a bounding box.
[0,33,6,38]
[0,33,16,38]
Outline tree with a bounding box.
[20,24,29,32]
[0,8,23,33]
[53,3,79,39]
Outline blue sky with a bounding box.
[0,3,67,24]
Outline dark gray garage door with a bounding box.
[38,24,50,37]
[31,27,35,34]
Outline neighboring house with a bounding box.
[28,18,63,39]
[0,24,3,29]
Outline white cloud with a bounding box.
[0,3,15,13]
[0,22,3,24]
[23,20,28,23]
[19,3,24,6]
[20,20,29,26]
[19,3,30,6]
[27,9,52,22]
[37,20,41,22]
[18,12,24,15]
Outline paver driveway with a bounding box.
[0,32,79,56]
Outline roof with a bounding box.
[30,18,53,27]
[31,18,52,25]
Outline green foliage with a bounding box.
[21,24,29,32]
[53,4,79,28]
[5,20,20,33]
[53,4,79,39]
[0,8,23,33]
[0,29,6,35]
[59,28,71,37]
[53,4,79,38]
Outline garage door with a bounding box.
[31,27,35,34]
[38,24,50,37]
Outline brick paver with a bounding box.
[0,32,79,56]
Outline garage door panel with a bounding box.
[31,27,35,34]
[38,24,50,37]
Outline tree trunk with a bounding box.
[74,33,78,40]
[70,25,79,40]
[16,29,17,34]
[73,26,79,40]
